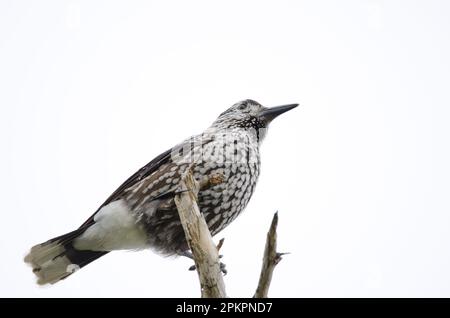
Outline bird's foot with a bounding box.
[188,259,227,275]
[181,251,227,275]
[180,238,227,275]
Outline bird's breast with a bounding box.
[194,140,261,235]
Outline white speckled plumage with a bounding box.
[24,99,298,285]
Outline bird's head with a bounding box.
[210,99,298,140]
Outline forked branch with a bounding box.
[175,169,285,298]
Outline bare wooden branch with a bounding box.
[198,173,225,190]
[174,169,227,298]
[254,212,285,298]
[216,238,225,252]
[175,168,285,298]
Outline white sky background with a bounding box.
[1,0,450,297]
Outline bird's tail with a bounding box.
[24,229,108,285]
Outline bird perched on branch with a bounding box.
[24,99,298,285]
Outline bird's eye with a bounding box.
[238,104,247,110]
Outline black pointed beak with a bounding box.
[258,103,299,123]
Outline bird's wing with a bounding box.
[78,147,174,229]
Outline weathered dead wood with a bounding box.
[254,212,285,298]
[174,169,226,298]
[175,169,285,298]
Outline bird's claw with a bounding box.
[219,262,227,275]
[188,261,227,275]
